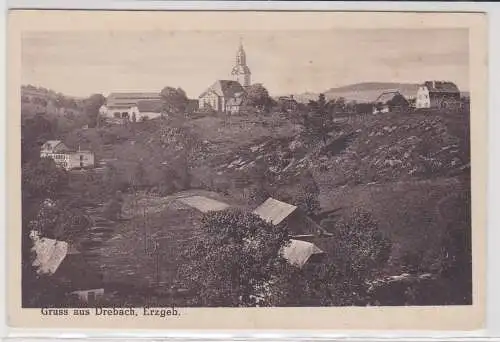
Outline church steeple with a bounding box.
[231,38,251,87]
[236,38,246,66]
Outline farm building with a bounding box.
[253,197,332,238]
[198,80,246,114]
[415,81,461,109]
[373,90,410,114]
[40,140,95,170]
[30,231,104,304]
[281,239,326,269]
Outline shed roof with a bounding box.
[199,80,245,99]
[177,196,230,213]
[31,236,69,275]
[281,239,325,269]
[253,197,297,225]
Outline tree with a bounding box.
[27,200,90,241]
[274,171,321,217]
[83,94,105,128]
[160,87,189,116]
[244,83,273,112]
[22,158,69,202]
[332,209,392,286]
[304,93,338,144]
[21,115,58,164]
[178,209,290,307]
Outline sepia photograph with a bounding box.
[7,10,487,330]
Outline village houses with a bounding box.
[40,140,95,170]
[371,80,462,114]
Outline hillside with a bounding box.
[37,101,471,305]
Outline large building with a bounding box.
[40,140,95,170]
[99,92,163,122]
[198,40,252,114]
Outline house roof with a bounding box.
[137,99,163,113]
[374,91,409,104]
[31,236,69,275]
[253,197,297,225]
[424,81,460,94]
[177,195,230,213]
[107,92,161,107]
[41,140,71,153]
[281,239,325,268]
[199,80,245,99]
[105,104,136,110]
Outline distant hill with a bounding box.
[286,82,469,104]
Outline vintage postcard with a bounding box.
[7,10,487,330]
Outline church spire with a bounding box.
[236,37,246,66]
[232,38,251,87]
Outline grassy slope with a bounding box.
[313,110,470,272]
[69,108,470,283]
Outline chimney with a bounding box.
[432,81,435,89]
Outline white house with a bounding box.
[40,140,95,170]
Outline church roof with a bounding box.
[41,140,71,153]
[199,80,245,99]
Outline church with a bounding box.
[198,40,252,114]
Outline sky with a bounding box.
[21,28,469,98]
